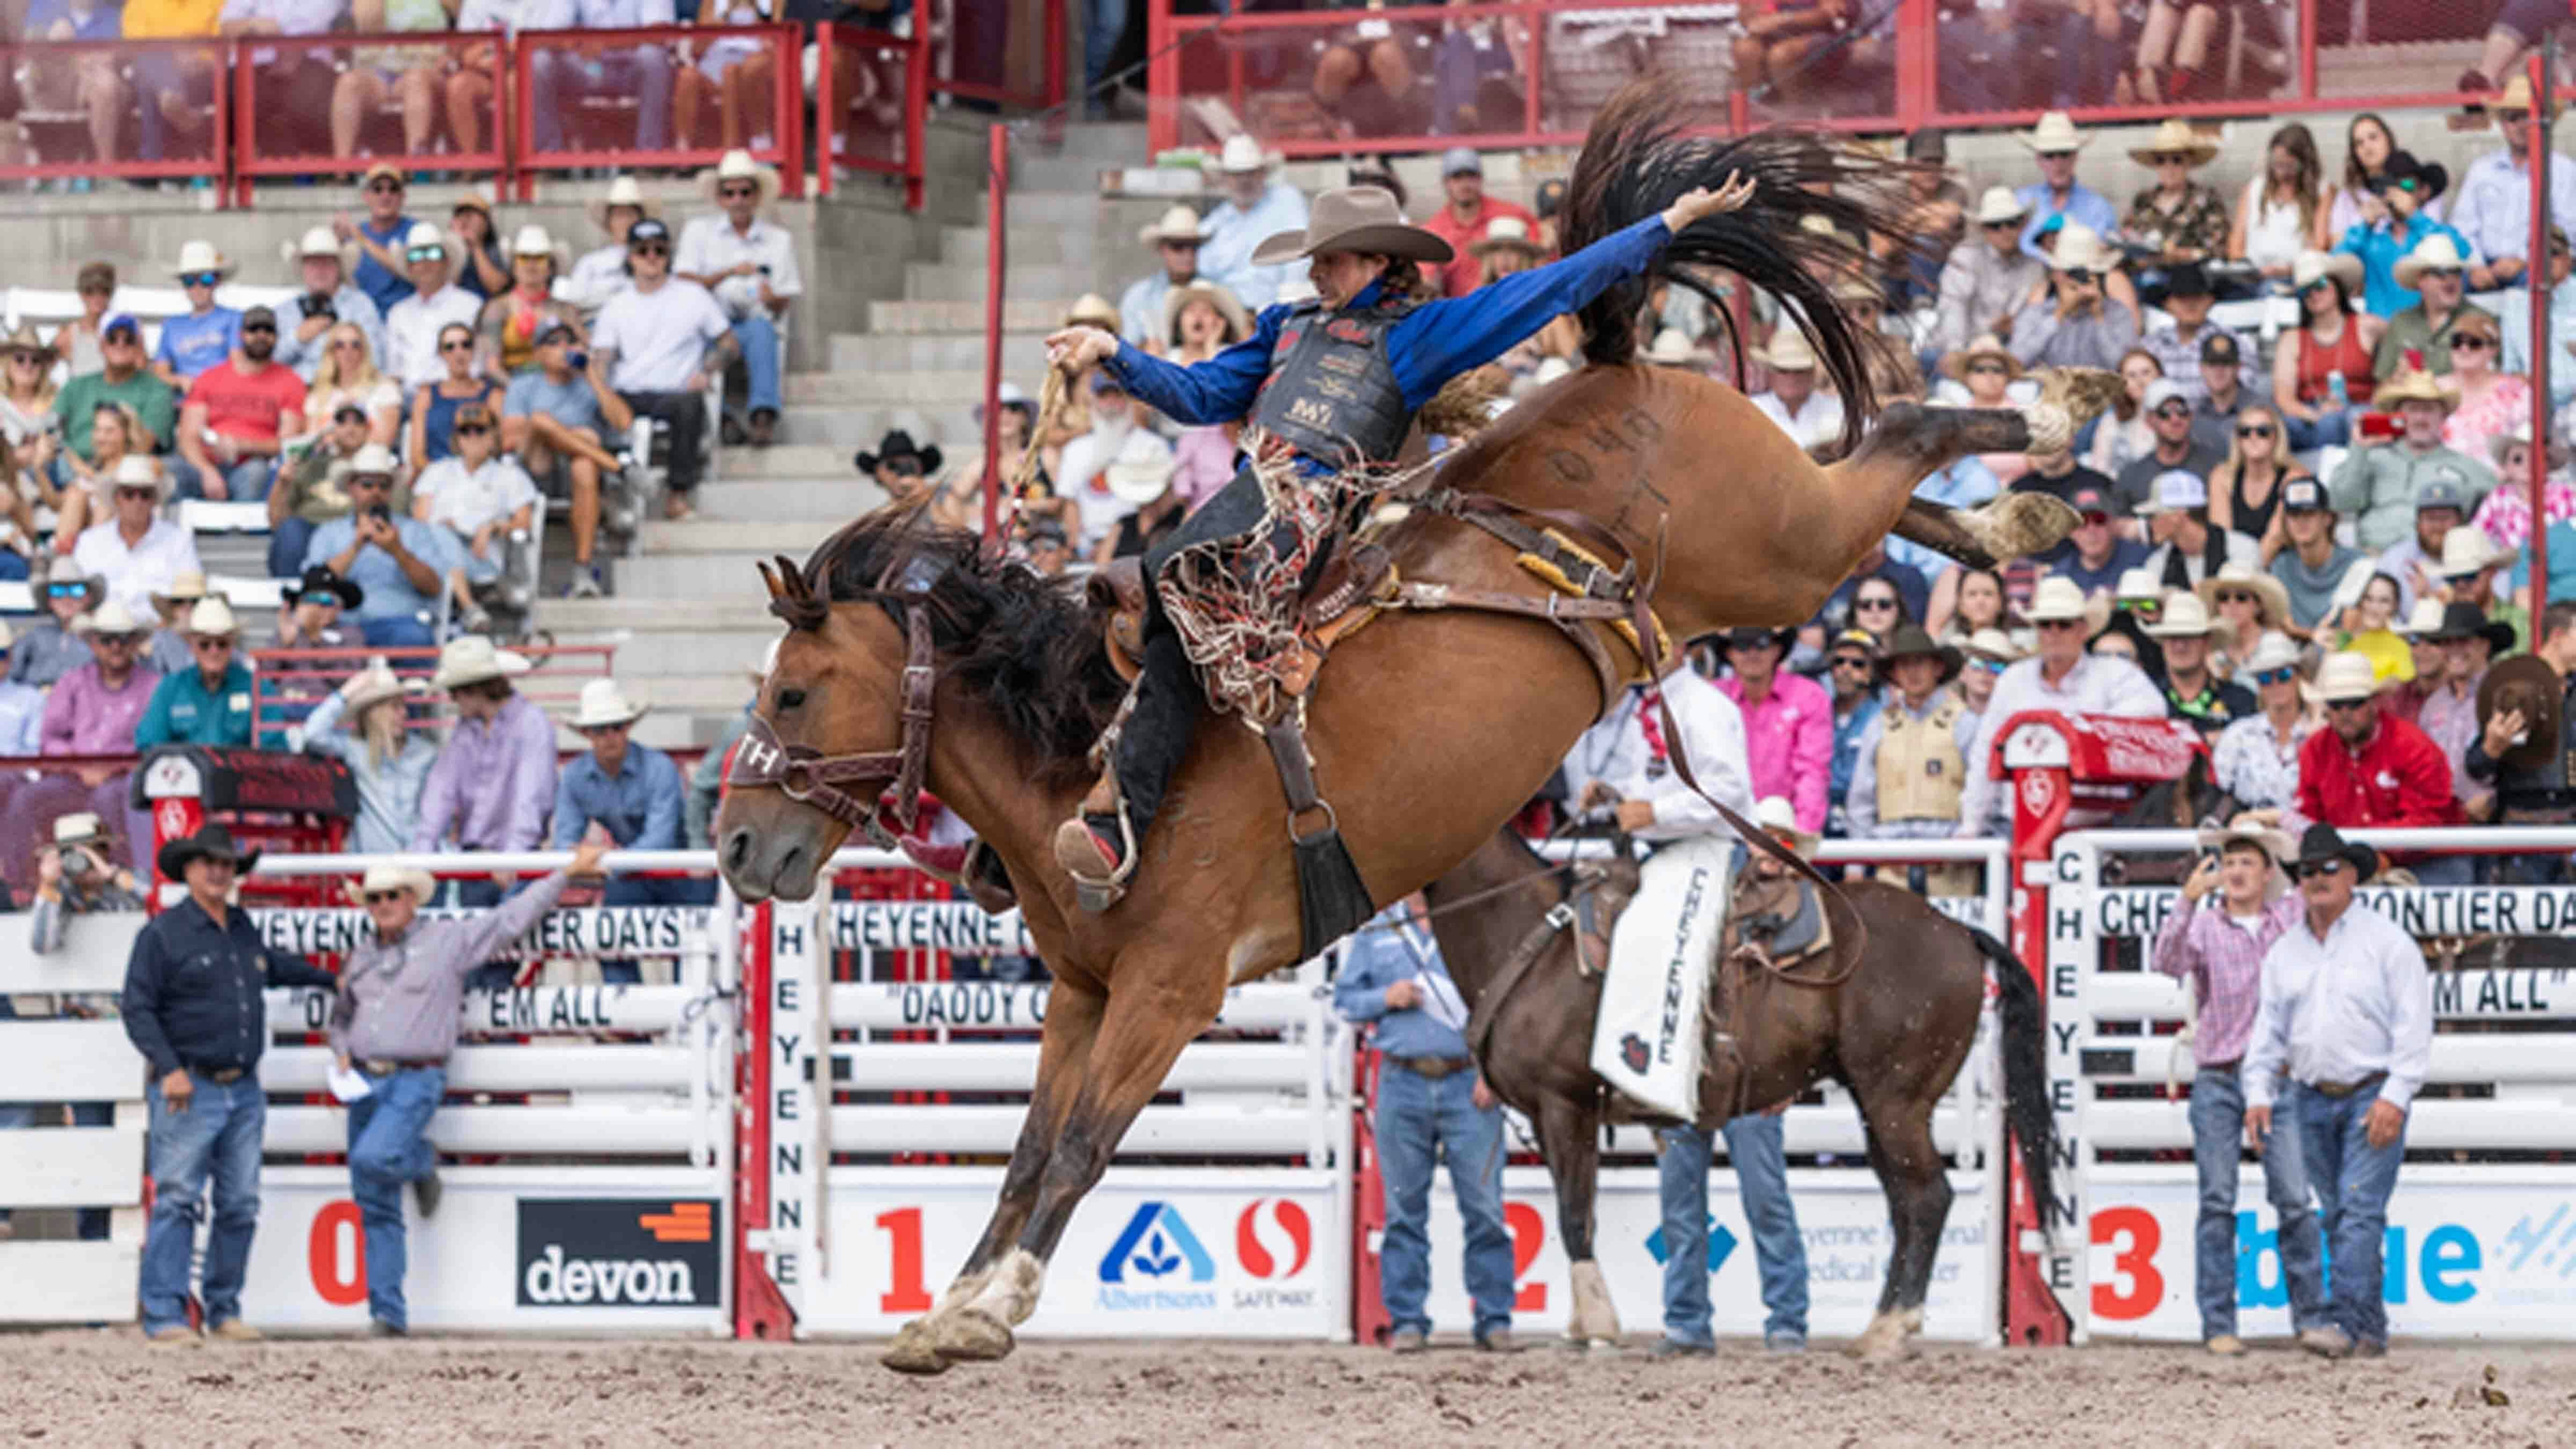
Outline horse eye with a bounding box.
[777,687,807,712]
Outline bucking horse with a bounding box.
[714,78,2112,1373]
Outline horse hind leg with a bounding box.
[1835,370,2123,567]
[1847,1092,1953,1361]
[1536,1093,1621,1351]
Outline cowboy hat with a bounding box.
[1062,292,1120,330]
[1757,328,1819,372]
[2435,524,2505,578]
[282,224,358,270]
[571,677,649,729]
[1873,623,1963,686]
[1719,624,1798,654]
[2237,630,2301,677]
[2127,118,2220,167]
[0,322,48,357]
[2145,590,2227,638]
[2377,150,2450,205]
[1469,216,1545,259]
[400,221,449,256]
[78,600,145,638]
[1972,185,2031,225]
[185,597,239,638]
[1752,794,1821,855]
[1961,626,2024,663]
[151,569,210,607]
[340,658,422,715]
[2025,574,2090,622]
[701,148,779,205]
[2494,71,2565,116]
[2395,596,2449,638]
[2291,822,2379,882]
[449,184,496,220]
[2047,222,2120,273]
[2113,567,2165,605]
[171,240,233,280]
[587,175,658,231]
[1250,186,1454,267]
[510,223,569,265]
[1159,279,1252,346]
[1214,133,1276,174]
[332,442,402,483]
[52,812,109,847]
[157,823,260,881]
[2428,599,2516,654]
[346,860,437,909]
[2392,233,2472,289]
[2479,653,2562,773]
[2374,363,2461,412]
[430,634,533,690]
[856,427,945,478]
[1137,204,1210,248]
[108,453,169,500]
[291,564,364,611]
[1106,447,1177,505]
[2019,111,2091,152]
[2196,818,2295,867]
[1937,334,2022,382]
[1642,327,1709,368]
[2290,248,2365,292]
[2313,649,2380,703]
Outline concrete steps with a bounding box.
[823,331,1053,372]
[545,597,782,633]
[634,517,854,555]
[903,259,1088,304]
[770,402,976,449]
[868,297,1078,334]
[694,477,892,522]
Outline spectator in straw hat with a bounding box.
[146,569,213,677]
[2011,112,2117,262]
[1198,134,1310,312]
[2123,120,2233,283]
[383,225,486,393]
[2282,650,2465,880]
[2148,588,2255,738]
[2242,822,2433,1360]
[2448,72,2576,292]
[275,227,387,386]
[566,177,656,312]
[1958,574,2164,834]
[2374,235,2490,383]
[2438,524,2526,653]
[328,836,611,1337]
[2333,151,2468,319]
[301,661,435,855]
[2210,632,2315,810]
[2326,365,2496,552]
[2009,223,2138,372]
[73,456,201,622]
[151,243,243,390]
[41,599,157,756]
[1122,204,1210,349]
[676,150,801,447]
[274,431,398,581]
[134,597,252,748]
[2419,601,2512,811]
[477,225,580,380]
[1930,188,2042,359]
[1096,450,1185,566]
[1423,148,1536,299]
[557,678,693,973]
[2149,817,2329,1359]
[1747,329,1844,454]
[1955,626,2021,727]
[2272,250,2379,451]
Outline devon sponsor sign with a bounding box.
[517,1199,721,1308]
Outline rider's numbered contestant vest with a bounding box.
[1249,296,1418,469]
[1877,697,1967,823]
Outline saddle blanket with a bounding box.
[1589,835,1735,1120]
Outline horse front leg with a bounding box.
[1535,1091,1620,1351]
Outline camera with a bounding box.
[53,845,99,878]
[304,291,338,323]
[365,503,392,523]
[567,349,588,371]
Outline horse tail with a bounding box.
[1558,76,1922,453]
[1968,926,2065,1229]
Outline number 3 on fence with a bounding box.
[877,1206,932,1314]
[2090,1205,2163,1321]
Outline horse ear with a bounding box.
[758,559,784,601]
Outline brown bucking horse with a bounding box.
[714,78,2112,1374]
[1422,830,2059,1357]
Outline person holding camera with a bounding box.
[301,458,463,650]
[274,229,387,387]
[2008,223,2140,372]
[502,321,626,599]
[30,813,143,954]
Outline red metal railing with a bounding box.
[815,20,930,207]
[231,30,513,208]
[511,24,804,199]
[0,37,232,193]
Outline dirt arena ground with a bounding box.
[5,1330,2572,1446]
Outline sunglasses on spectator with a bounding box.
[2450,334,2493,350]
[2060,268,2097,287]
[2038,149,2076,160]
[883,458,924,478]
[181,272,221,288]
[577,722,630,737]
[6,354,41,366]
[2499,109,2531,125]
[2290,859,2348,881]
[114,486,156,501]
[2036,619,2085,633]
[2214,589,2257,604]
[192,637,234,653]
[1855,596,1898,612]
[2324,696,2374,712]
[105,329,139,344]
[2153,404,2192,420]
[454,423,492,436]
[332,338,365,350]
[2421,266,2460,281]
[1162,240,1201,251]
[45,581,87,598]
[78,284,112,297]
[241,321,275,335]
[2236,424,2274,438]
[440,338,474,353]
[2252,665,2296,686]
[368,179,405,194]
[1980,220,2019,232]
[2394,178,2424,193]
[631,243,669,258]
[406,247,447,264]
[719,184,758,199]
[1967,362,2008,377]
[362,889,408,905]
[2077,511,2111,526]
[2149,152,2190,165]
[1969,657,2009,675]
[1831,655,1872,670]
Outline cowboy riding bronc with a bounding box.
[1041,177,1759,908]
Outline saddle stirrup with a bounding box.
[1053,773,1139,913]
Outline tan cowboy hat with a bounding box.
[701,148,778,206]
[1752,794,1820,855]
[1937,334,2022,383]
[2195,560,2293,629]
[2375,364,2461,412]
[281,224,358,270]
[2395,596,2449,638]
[170,239,233,280]
[346,860,437,909]
[1642,327,1708,367]
[185,597,240,638]
[2196,819,2296,869]
[341,659,423,715]
[109,453,170,500]
[2314,650,2380,702]
[1062,292,1120,330]
[1250,186,1454,267]
[1971,185,2031,226]
[2127,118,2220,167]
[1138,204,1209,247]
[2290,248,2363,291]
[1159,279,1251,346]
[2436,524,2505,578]
[2496,71,2565,117]
[571,677,649,729]
[1106,448,1177,505]
[430,635,533,690]
[1468,215,1544,259]
[2025,574,2089,622]
[77,601,145,638]
[1961,626,2024,663]
[1,321,49,357]
[2144,590,2226,638]
[1215,133,1276,175]
[2047,222,2120,273]
[2392,233,2472,289]
[52,812,109,847]
[510,223,569,266]
[587,175,658,231]
[1757,328,1818,372]
[2019,111,2091,152]
[151,569,210,608]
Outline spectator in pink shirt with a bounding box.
[1711,626,1832,835]
[40,602,162,756]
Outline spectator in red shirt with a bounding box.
[2280,649,2466,882]
[175,305,307,504]
[1422,148,1536,299]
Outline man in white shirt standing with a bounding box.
[676,150,801,449]
[74,456,204,620]
[591,217,735,519]
[1956,574,2166,835]
[1747,328,1843,455]
[2243,823,2433,1360]
[382,225,484,393]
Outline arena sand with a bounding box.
[5,1330,2573,1446]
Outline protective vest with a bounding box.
[1249,296,1417,470]
[1876,695,1967,823]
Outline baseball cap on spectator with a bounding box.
[2067,485,2113,519]
[2165,262,2214,298]
[2198,332,2240,368]
[2142,378,2191,413]
[453,402,496,432]
[2415,479,2467,514]
[361,160,406,189]
[625,218,671,250]
[101,313,141,343]
[1829,627,1879,660]
[2280,478,2331,513]
[333,400,370,426]
[1441,147,1482,178]
[452,188,495,223]
[241,304,277,332]
[2136,470,2209,515]
[536,320,579,348]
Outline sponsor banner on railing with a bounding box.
[263,983,696,1036]
[249,899,1037,959]
[2084,1168,2576,1342]
[2093,884,2576,945]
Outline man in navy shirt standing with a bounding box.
[1335,902,1515,1353]
[122,825,338,1344]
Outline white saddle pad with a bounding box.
[1589,835,1735,1119]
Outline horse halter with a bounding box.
[726,603,935,850]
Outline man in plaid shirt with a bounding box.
[2150,822,2334,1357]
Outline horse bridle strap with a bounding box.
[728,604,936,843]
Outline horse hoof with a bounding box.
[881,1320,952,1375]
[1845,1318,1914,1361]
[1962,491,2080,562]
[933,1307,1015,1362]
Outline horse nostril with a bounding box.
[721,829,751,874]
[778,843,807,887]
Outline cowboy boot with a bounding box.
[1052,771,1139,912]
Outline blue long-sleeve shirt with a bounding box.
[1104,215,1677,453]
[550,742,684,849]
[1333,909,1472,1060]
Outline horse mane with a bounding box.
[788,508,1125,785]
[1557,76,1925,452]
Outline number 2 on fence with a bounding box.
[877,1206,932,1313]
[1504,1202,1547,1312]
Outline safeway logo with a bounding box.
[1098,1202,1216,1284]
[1235,1199,1312,1280]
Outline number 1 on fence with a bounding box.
[877,1206,932,1313]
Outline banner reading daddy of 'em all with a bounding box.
[248,899,1043,959]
